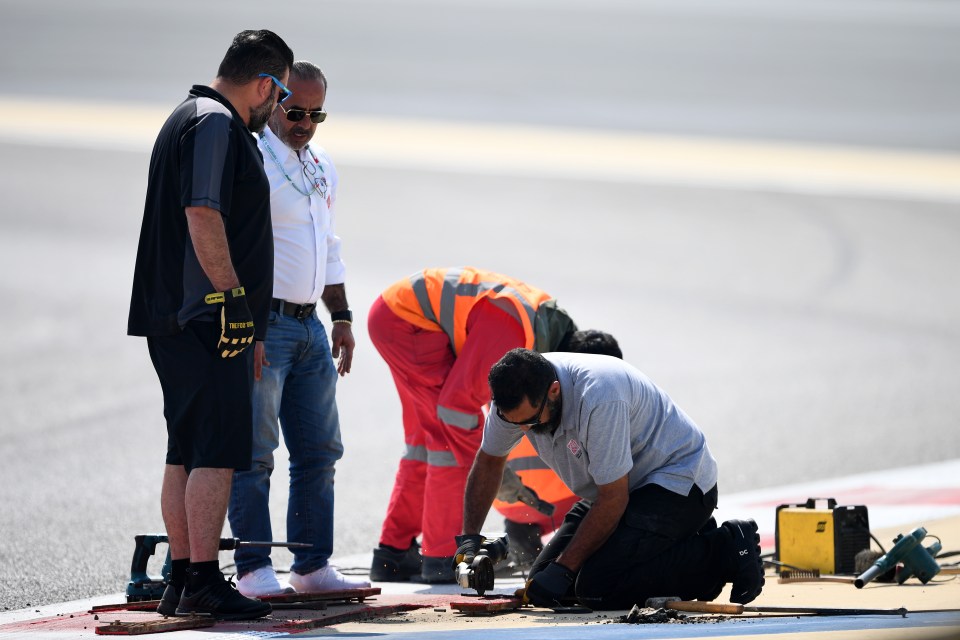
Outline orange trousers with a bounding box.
[368,295,525,557]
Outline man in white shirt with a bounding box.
[227,60,369,596]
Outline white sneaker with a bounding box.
[236,566,295,597]
[289,564,371,593]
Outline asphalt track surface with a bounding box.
[1,0,959,613]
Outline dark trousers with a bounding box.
[530,483,730,610]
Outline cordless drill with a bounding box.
[126,533,312,601]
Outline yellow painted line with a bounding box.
[2,96,958,200]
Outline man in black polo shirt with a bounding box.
[128,29,293,620]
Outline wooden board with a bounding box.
[278,603,425,630]
[89,601,162,613]
[266,599,328,610]
[258,586,381,604]
[450,596,524,614]
[95,616,215,635]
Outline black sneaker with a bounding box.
[723,519,764,604]
[504,520,543,569]
[419,555,455,583]
[370,539,422,582]
[156,583,183,617]
[175,576,272,620]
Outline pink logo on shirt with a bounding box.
[567,439,582,458]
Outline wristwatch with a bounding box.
[331,309,353,323]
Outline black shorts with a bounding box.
[147,321,254,472]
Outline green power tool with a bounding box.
[854,526,942,588]
[126,533,312,602]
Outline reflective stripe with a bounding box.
[406,268,544,354]
[450,270,534,351]
[456,282,481,297]
[410,271,438,324]
[426,449,459,467]
[476,282,535,334]
[507,456,552,472]
[402,443,429,463]
[406,442,459,467]
[488,292,523,324]
[438,267,462,348]
[437,405,479,430]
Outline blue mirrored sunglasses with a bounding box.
[258,73,292,104]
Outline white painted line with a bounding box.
[1,96,958,201]
[715,458,960,548]
[0,593,123,624]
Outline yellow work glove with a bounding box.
[205,287,254,358]
[452,534,484,571]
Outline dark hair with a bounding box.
[217,30,294,85]
[488,349,555,412]
[563,329,622,359]
[291,60,328,90]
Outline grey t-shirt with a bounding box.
[482,352,718,502]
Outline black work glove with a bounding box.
[205,287,254,358]
[452,534,484,571]
[524,561,576,608]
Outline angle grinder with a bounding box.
[454,535,509,596]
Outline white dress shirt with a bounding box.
[258,127,345,305]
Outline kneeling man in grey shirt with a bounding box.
[455,349,764,610]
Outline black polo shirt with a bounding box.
[128,85,273,339]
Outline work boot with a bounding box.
[156,583,183,617]
[723,519,764,604]
[236,566,295,597]
[175,575,272,620]
[419,555,456,583]
[504,520,543,569]
[370,539,422,582]
[289,564,371,592]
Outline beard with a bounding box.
[529,397,561,435]
[247,93,276,133]
[280,124,313,150]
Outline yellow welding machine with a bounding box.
[774,497,870,575]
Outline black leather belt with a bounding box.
[271,298,316,320]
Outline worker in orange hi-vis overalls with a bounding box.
[366,266,620,583]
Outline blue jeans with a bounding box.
[227,310,344,577]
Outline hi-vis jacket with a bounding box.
[381,266,576,355]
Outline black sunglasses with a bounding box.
[496,383,551,427]
[278,103,327,124]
